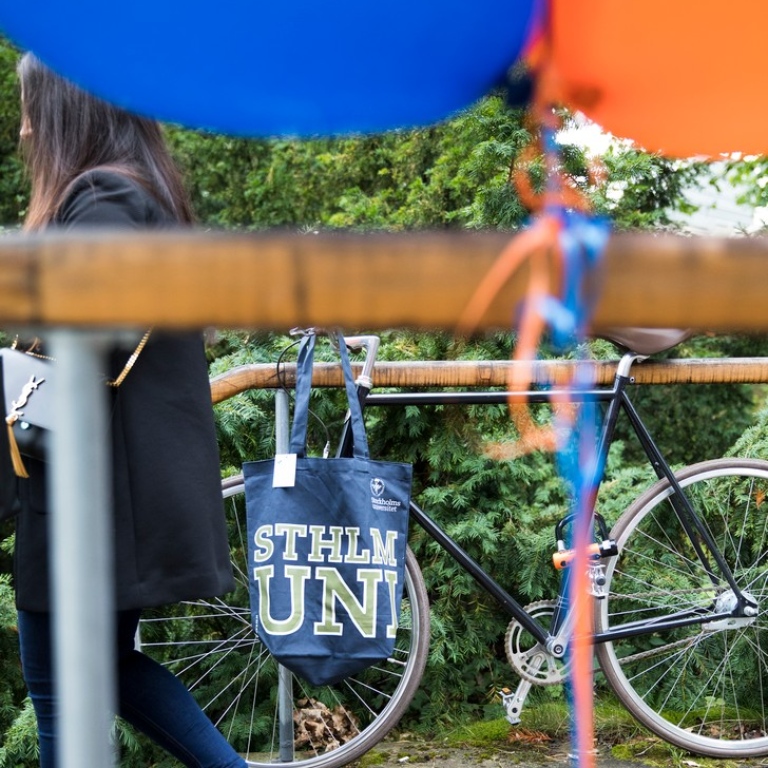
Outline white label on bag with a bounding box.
[273,453,297,488]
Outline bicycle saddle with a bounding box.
[598,327,691,355]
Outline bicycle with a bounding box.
[138,328,768,765]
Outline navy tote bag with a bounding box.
[243,332,412,685]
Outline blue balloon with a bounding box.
[0,1,538,136]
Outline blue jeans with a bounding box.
[17,609,246,768]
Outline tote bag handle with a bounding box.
[289,331,369,459]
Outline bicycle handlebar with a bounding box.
[341,335,380,389]
[289,327,381,390]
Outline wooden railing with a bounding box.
[2,229,768,331]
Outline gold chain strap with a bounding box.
[106,329,152,387]
[10,337,54,360]
[11,330,152,387]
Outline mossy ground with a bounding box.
[354,706,767,768]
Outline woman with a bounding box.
[14,52,246,768]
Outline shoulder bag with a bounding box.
[243,331,413,685]
[2,331,151,479]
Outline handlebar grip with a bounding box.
[343,335,380,385]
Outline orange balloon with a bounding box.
[549,1,768,158]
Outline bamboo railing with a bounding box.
[210,358,768,403]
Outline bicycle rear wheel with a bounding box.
[596,458,768,757]
[138,474,430,768]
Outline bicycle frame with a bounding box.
[339,350,753,653]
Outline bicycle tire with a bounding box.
[138,474,430,768]
[595,458,768,757]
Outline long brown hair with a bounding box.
[18,53,194,230]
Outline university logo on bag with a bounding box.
[370,477,404,513]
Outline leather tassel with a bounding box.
[6,418,29,479]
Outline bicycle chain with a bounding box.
[601,584,737,667]
[607,585,716,602]
[611,635,698,667]
[508,586,754,679]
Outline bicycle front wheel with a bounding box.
[138,474,430,768]
[596,458,768,757]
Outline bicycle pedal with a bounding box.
[499,683,531,725]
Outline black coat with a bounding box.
[12,170,234,611]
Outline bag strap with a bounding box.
[289,331,369,459]
[337,330,370,459]
[12,329,151,388]
[288,334,314,457]
[106,329,152,387]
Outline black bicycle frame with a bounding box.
[336,357,748,649]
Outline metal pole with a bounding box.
[275,387,290,455]
[47,330,116,768]
[274,387,294,762]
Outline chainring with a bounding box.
[504,600,571,685]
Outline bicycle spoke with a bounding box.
[138,476,429,768]
[596,460,768,757]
